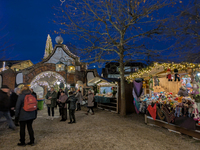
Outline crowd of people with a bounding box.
[0,85,95,146]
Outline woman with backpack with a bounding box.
[15,86,37,146]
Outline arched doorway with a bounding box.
[30,71,67,99]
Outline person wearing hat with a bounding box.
[75,90,83,111]
[0,85,16,130]
[57,91,68,121]
[66,91,78,124]
[45,87,57,120]
[86,89,94,115]
[10,87,21,126]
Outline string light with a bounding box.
[126,62,200,82]
[30,71,66,88]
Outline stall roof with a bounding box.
[88,77,114,84]
[88,77,117,86]
[126,62,200,82]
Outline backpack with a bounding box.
[23,94,37,111]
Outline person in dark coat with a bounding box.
[10,88,21,116]
[86,90,94,115]
[0,85,16,130]
[31,89,37,99]
[10,88,21,126]
[10,91,18,117]
[66,91,77,124]
[57,89,63,116]
[75,90,83,111]
[15,86,37,146]
[45,87,57,120]
[57,91,68,121]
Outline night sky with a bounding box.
[0,1,94,66]
[0,1,193,74]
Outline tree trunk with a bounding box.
[120,53,126,116]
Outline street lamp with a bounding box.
[67,61,75,73]
[56,61,65,72]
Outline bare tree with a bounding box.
[0,26,14,60]
[167,0,200,62]
[54,0,180,116]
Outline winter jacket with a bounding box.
[0,90,10,112]
[10,92,18,108]
[32,91,37,99]
[59,94,68,103]
[75,92,83,103]
[57,91,62,99]
[178,86,188,97]
[66,95,77,110]
[9,92,18,117]
[15,90,37,121]
[87,93,94,107]
[45,91,57,108]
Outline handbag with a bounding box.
[45,99,51,105]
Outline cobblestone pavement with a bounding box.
[0,106,200,150]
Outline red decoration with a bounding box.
[166,68,172,81]
[147,104,157,120]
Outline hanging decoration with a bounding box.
[149,76,153,91]
[166,68,172,81]
[31,81,50,89]
[174,69,180,81]
[154,76,160,86]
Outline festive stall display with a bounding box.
[126,62,200,139]
[149,76,153,91]
[139,91,199,129]
[154,76,160,86]
[88,77,119,113]
[166,69,172,81]
[132,78,144,114]
[174,69,180,81]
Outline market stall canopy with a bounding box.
[88,77,117,87]
[126,62,200,82]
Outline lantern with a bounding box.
[56,61,65,72]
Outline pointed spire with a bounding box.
[44,34,53,59]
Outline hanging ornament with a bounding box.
[166,68,172,81]
[149,76,153,91]
[174,69,180,82]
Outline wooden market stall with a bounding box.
[126,62,200,139]
[88,77,135,114]
[88,77,119,113]
[127,62,200,96]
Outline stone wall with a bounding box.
[23,63,57,84]
[1,69,16,90]
[0,63,86,90]
[23,63,85,85]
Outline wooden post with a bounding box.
[145,114,147,124]
[117,84,119,113]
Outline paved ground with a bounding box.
[0,106,200,150]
